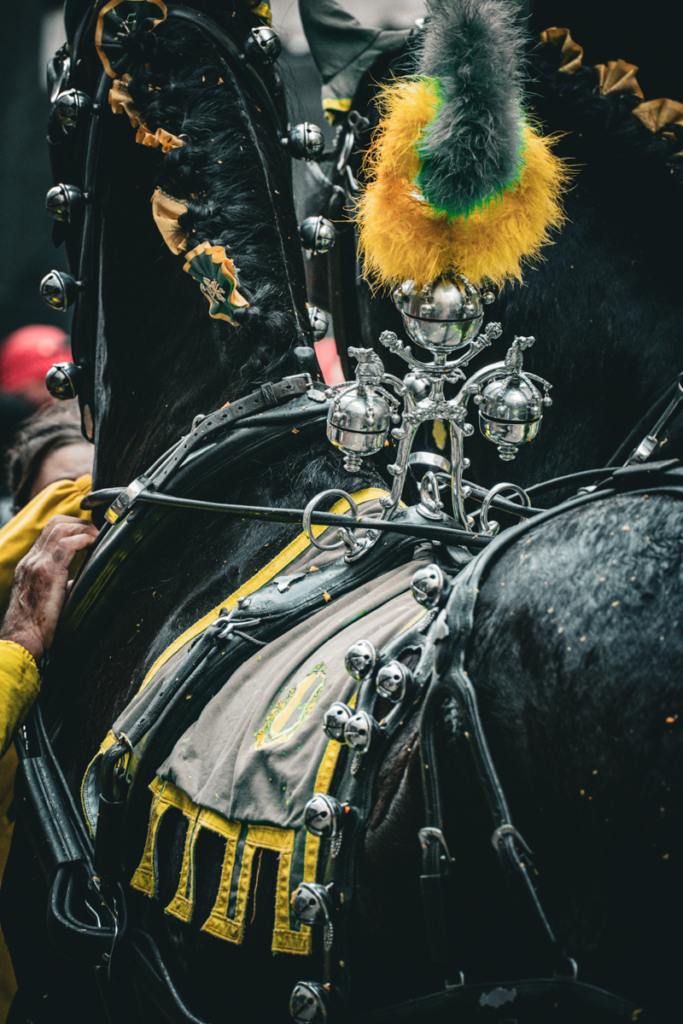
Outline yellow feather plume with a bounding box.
[356,79,571,290]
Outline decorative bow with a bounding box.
[95,0,167,79]
[183,243,249,325]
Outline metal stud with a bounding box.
[53,89,93,131]
[287,122,325,162]
[45,362,82,400]
[39,270,83,311]
[245,26,282,63]
[343,710,377,753]
[308,306,330,342]
[322,702,353,742]
[300,216,336,254]
[410,563,451,610]
[344,639,376,682]
[303,793,344,839]
[289,981,330,1023]
[376,661,413,702]
[46,183,86,223]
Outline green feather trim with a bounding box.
[414,79,527,221]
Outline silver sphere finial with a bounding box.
[393,275,484,353]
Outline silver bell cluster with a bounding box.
[294,558,444,1023]
[319,274,552,548]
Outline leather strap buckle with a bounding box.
[418,826,452,875]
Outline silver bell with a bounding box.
[476,375,542,461]
[343,710,377,753]
[327,384,391,471]
[300,216,336,254]
[246,25,282,63]
[45,362,82,400]
[290,981,330,1024]
[303,793,344,838]
[411,563,451,610]
[46,183,85,223]
[291,882,333,927]
[288,122,325,161]
[376,661,413,702]
[54,89,92,131]
[322,702,353,742]
[308,306,330,342]
[344,639,377,681]
[393,275,484,353]
[39,270,82,311]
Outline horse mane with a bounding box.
[121,6,307,394]
[529,36,683,237]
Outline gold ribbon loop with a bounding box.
[594,59,644,98]
[539,27,584,74]
[151,190,189,254]
[632,97,683,134]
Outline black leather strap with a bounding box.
[102,374,313,522]
[414,461,683,1001]
[151,374,311,489]
[13,705,124,965]
[128,931,209,1024]
[354,975,664,1023]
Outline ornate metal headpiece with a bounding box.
[307,274,552,559]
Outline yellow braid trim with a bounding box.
[356,78,571,290]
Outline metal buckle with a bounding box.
[491,823,533,857]
[554,957,579,981]
[418,826,452,866]
[104,475,151,524]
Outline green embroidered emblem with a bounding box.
[254,663,326,750]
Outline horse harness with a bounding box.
[13,364,681,1024]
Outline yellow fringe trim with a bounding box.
[356,78,571,289]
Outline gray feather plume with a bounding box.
[416,0,528,218]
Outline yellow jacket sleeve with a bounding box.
[0,641,40,760]
[0,474,92,619]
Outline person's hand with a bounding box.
[0,516,99,663]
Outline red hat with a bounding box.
[0,325,72,395]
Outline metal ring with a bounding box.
[480,482,531,536]
[302,489,359,551]
[408,451,451,473]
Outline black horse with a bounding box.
[2,2,682,1023]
